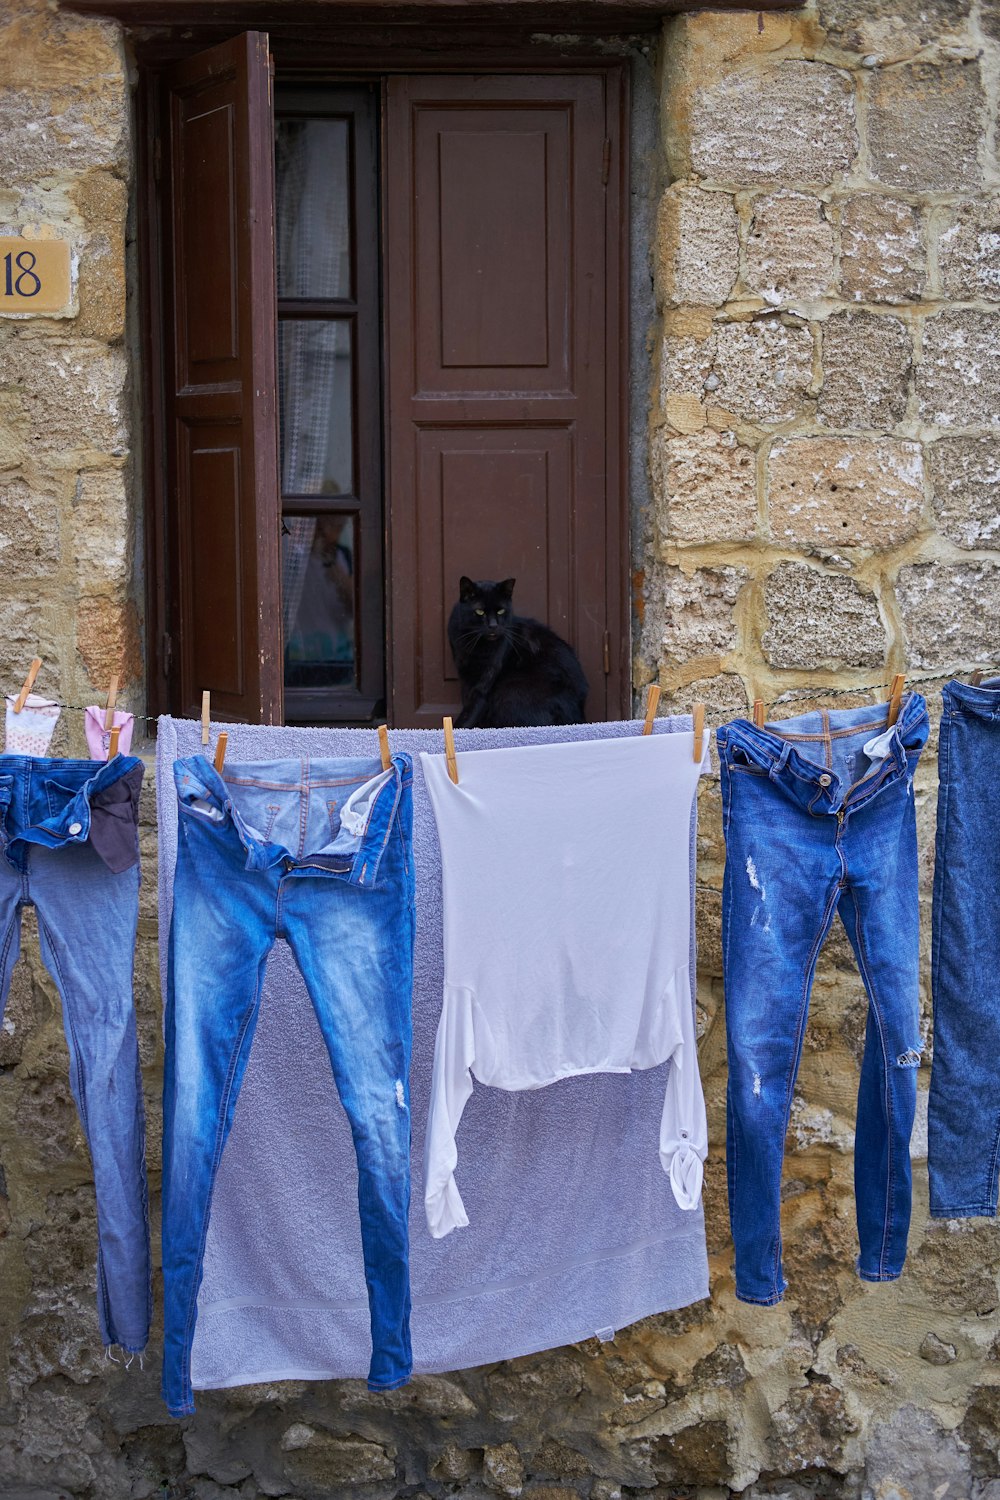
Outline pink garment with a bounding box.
[84,707,135,761]
[4,693,61,756]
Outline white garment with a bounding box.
[421,730,711,1238]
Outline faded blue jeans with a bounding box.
[162,753,415,1418]
[929,677,1000,1217]
[718,694,929,1304]
[0,753,150,1353]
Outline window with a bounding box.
[276,88,385,723]
[147,32,628,729]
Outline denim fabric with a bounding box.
[162,753,415,1418]
[0,753,150,1351]
[717,694,929,1304]
[928,677,1000,1218]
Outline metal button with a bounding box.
[68,822,82,835]
[818,774,832,787]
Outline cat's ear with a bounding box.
[459,576,478,602]
[499,577,516,598]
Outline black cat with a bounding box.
[448,577,588,729]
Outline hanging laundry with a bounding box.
[3,692,60,756]
[928,675,1000,1219]
[160,750,415,1419]
[84,706,135,760]
[155,717,709,1405]
[716,694,929,1305]
[0,753,150,1355]
[420,730,711,1238]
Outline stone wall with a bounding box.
[1,0,1000,1495]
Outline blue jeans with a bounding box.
[0,754,150,1352]
[718,695,929,1304]
[928,677,1000,1217]
[162,753,415,1417]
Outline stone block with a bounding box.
[689,62,857,186]
[840,195,925,303]
[76,228,126,341]
[819,0,972,63]
[651,427,758,544]
[897,559,1000,669]
[926,436,1000,549]
[867,61,985,192]
[0,334,128,464]
[657,186,738,307]
[818,310,912,430]
[279,1429,394,1494]
[762,563,885,669]
[711,320,815,424]
[768,436,923,549]
[916,310,1000,429]
[0,85,128,188]
[938,197,1000,301]
[744,192,835,305]
[643,565,746,668]
[73,467,130,594]
[76,595,141,694]
[0,474,62,579]
[0,7,124,92]
[484,1442,525,1497]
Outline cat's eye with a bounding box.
[497,608,506,615]
[475,608,485,616]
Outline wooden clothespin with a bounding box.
[213,731,228,774]
[107,725,120,760]
[887,673,905,727]
[752,699,765,729]
[443,716,459,785]
[201,690,211,746]
[104,674,119,733]
[642,683,661,735]
[972,670,984,686]
[378,724,391,771]
[692,702,705,763]
[13,658,42,714]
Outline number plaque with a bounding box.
[0,238,72,315]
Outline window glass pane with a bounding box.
[279,320,354,496]
[282,515,357,689]
[275,119,352,299]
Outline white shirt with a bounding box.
[421,730,710,1238]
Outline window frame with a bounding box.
[137,35,633,726]
[275,82,386,724]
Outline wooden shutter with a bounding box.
[384,73,626,728]
[163,32,282,723]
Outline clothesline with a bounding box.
[6,669,971,737]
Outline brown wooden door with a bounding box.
[163,32,283,723]
[385,73,625,728]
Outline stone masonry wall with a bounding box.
[1,0,1000,1495]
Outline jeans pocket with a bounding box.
[728,746,769,777]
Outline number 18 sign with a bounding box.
[0,238,72,315]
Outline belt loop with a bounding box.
[771,741,792,776]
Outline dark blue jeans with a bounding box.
[162,753,415,1418]
[929,677,1000,1217]
[0,754,150,1353]
[718,695,929,1304]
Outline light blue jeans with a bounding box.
[161,753,415,1418]
[718,695,929,1304]
[929,677,1000,1217]
[0,754,150,1353]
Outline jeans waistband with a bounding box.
[173,752,412,888]
[0,753,144,860]
[717,692,929,817]
[943,677,1000,720]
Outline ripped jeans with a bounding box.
[718,695,929,1304]
[161,754,415,1417]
